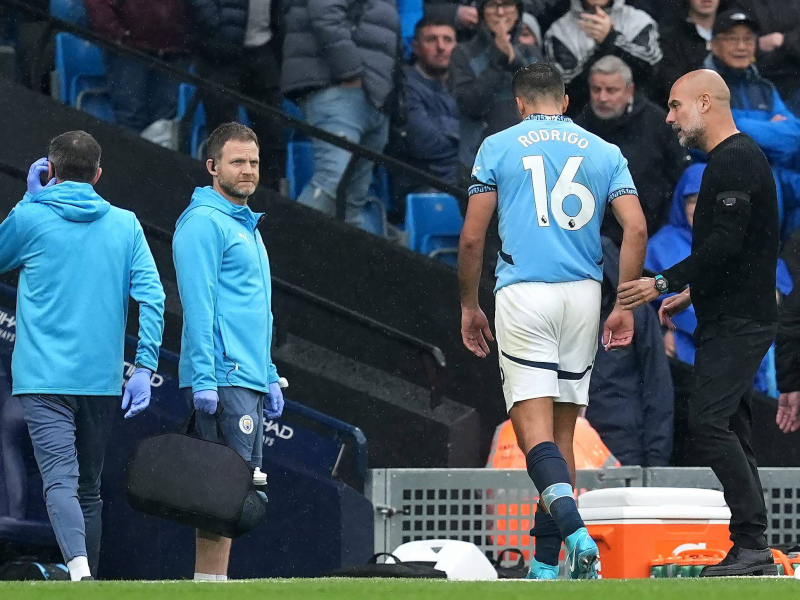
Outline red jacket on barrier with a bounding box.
[83,0,189,55]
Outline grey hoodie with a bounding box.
[544,0,661,85]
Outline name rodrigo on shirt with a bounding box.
[517,129,589,149]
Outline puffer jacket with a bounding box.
[280,0,400,108]
[544,0,661,114]
[184,0,250,60]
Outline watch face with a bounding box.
[655,278,668,292]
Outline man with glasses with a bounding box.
[451,0,542,192]
[703,10,800,170]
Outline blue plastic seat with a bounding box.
[50,0,88,25]
[286,140,314,200]
[177,83,207,158]
[54,33,114,123]
[405,193,463,265]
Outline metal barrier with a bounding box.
[368,467,643,560]
[368,467,800,557]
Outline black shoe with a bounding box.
[699,546,778,577]
[80,576,95,581]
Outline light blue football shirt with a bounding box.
[469,114,638,293]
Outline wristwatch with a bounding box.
[654,274,669,293]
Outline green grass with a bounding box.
[1,578,799,600]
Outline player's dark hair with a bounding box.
[207,122,259,165]
[47,130,101,183]
[512,62,565,106]
[414,15,456,38]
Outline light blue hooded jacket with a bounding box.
[173,187,279,394]
[0,182,165,395]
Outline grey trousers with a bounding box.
[19,394,115,574]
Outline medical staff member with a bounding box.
[0,131,165,581]
[173,122,284,581]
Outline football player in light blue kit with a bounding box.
[458,63,647,579]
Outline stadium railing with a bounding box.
[0,0,468,223]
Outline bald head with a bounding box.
[666,69,737,152]
[672,70,731,107]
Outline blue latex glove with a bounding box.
[121,368,152,419]
[265,381,285,419]
[194,389,219,415]
[26,157,55,195]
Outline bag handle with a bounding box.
[494,548,525,569]
[180,408,228,444]
[368,553,402,565]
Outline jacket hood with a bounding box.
[25,181,111,222]
[570,0,625,13]
[178,186,262,230]
[667,163,705,229]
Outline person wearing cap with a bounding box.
[703,9,800,170]
[727,0,800,115]
[450,0,543,185]
[656,0,720,104]
[544,0,662,116]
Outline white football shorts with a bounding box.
[495,279,601,412]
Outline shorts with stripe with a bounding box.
[495,279,601,412]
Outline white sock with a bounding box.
[216,575,228,581]
[194,573,217,581]
[67,556,91,581]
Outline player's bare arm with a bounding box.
[458,190,497,358]
[603,194,647,349]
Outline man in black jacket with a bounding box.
[575,55,687,244]
[655,0,719,104]
[587,238,674,466]
[185,0,284,191]
[619,69,780,577]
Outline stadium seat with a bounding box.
[405,193,463,265]
[177,83,207,158]
[286,139,314,200]
[54,33,114,123]
[50,0,88,25]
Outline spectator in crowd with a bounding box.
[84,0,189,133]
[518,12,542,48]
[646,163,792,395]
[656,0,719,104]
[575,56,687,244]
[184,0,284,191]
[586,237,674,467]
[728,1,800,114]
[544,0,662,116]
[704,9,800,170]
[281,0,399,229]
[451,0,542,188]
[424,0,569,39]
[390,17,460,217]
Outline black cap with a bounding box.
[712,9,760,37]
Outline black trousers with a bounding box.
[690,314,777,549]
[197,40,285,191]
